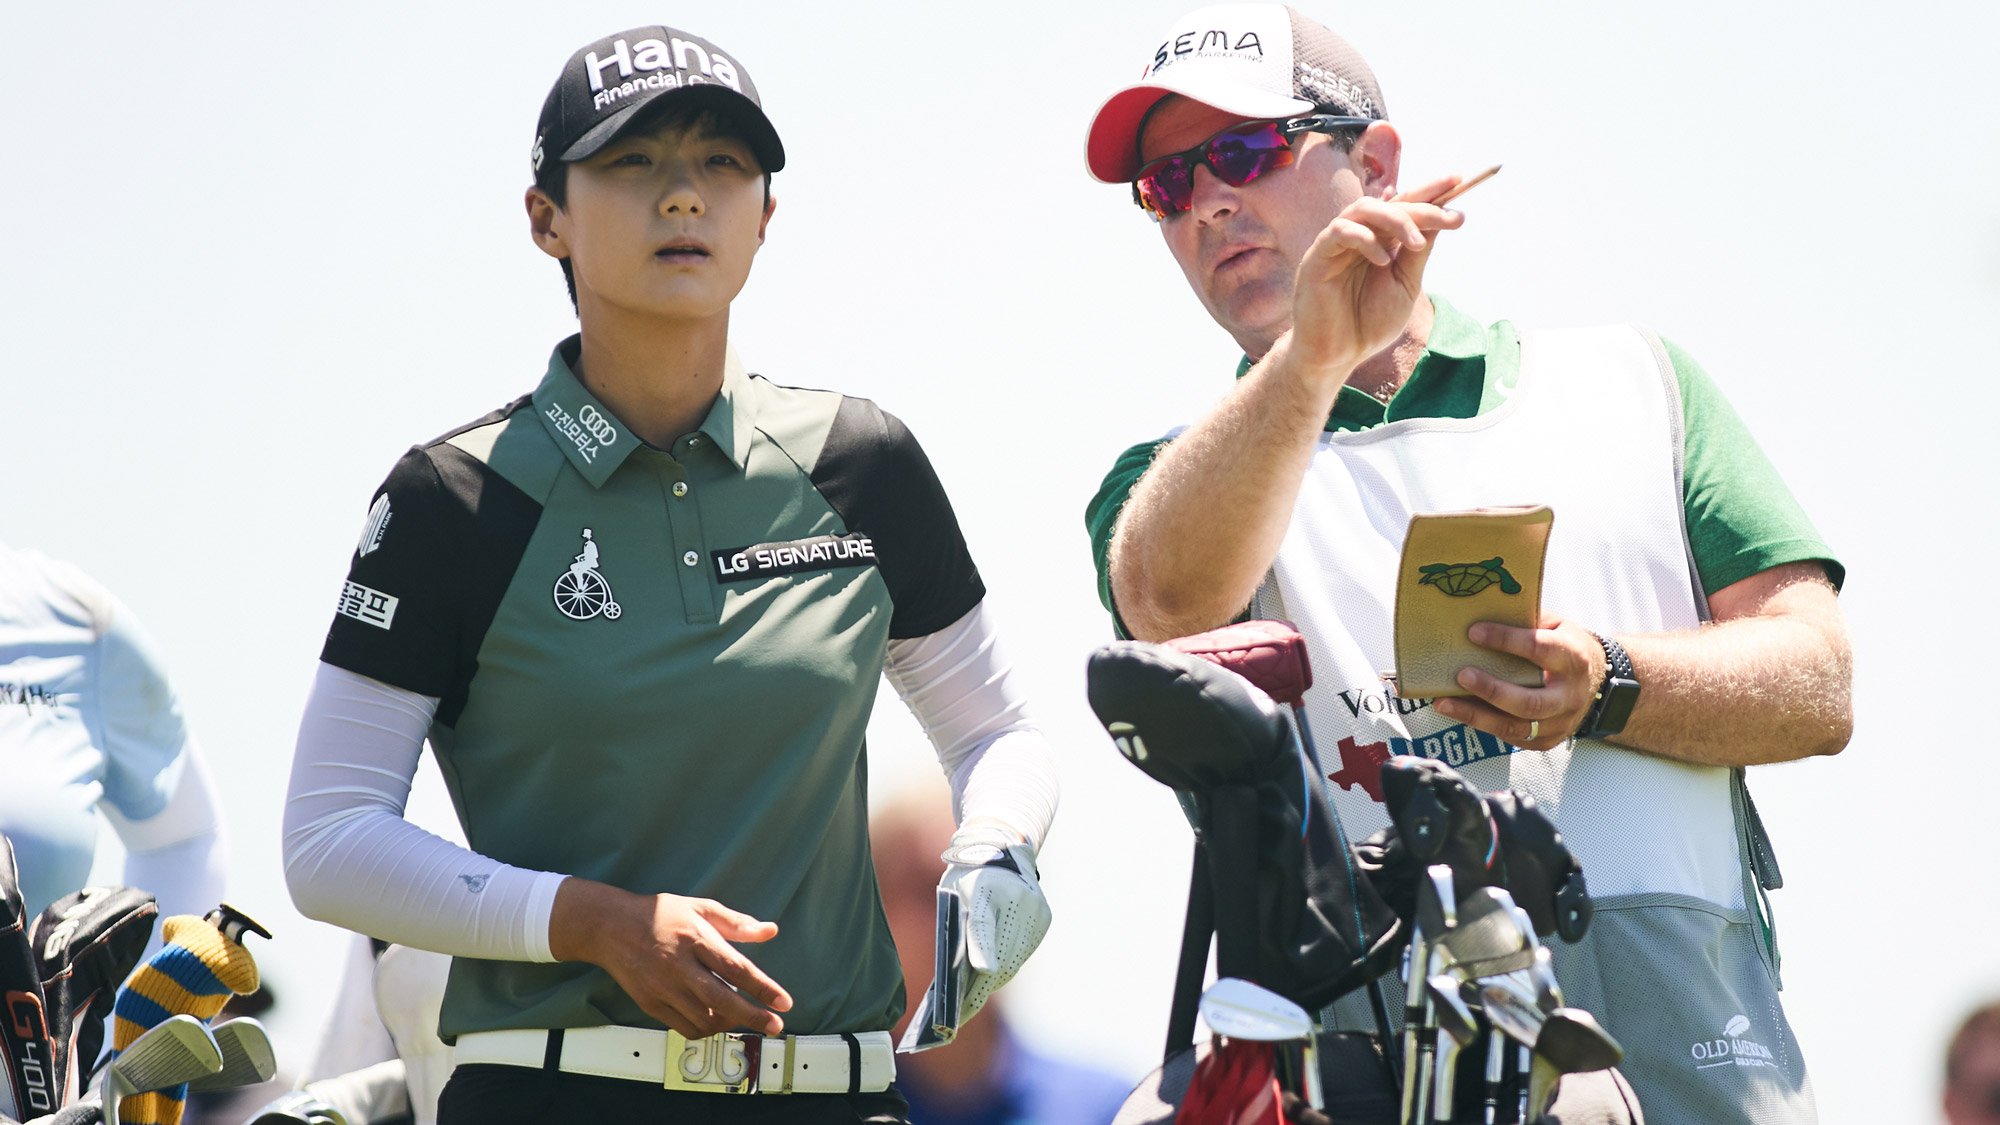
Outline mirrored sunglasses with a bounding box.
[1132,114,1376,221]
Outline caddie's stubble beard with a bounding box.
[1151,140,1364,359]
[1188,225,1297,355]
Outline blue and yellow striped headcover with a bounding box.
[108,915,260,1125]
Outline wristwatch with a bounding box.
[1575,632,1640,741]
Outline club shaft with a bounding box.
[1291,703,1327,778]
[1400,927,1426,1125]
[1413,947,1439,1125]
[1298,697,1399,1083]
[1517,1045,1531,1123]
[1483,1029,1503,1125]
[1434,1036,1460,1124]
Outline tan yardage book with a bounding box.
[1392,506,1554,698]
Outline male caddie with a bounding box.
[283,26,1058,1125]
[1082,7,1851,1122]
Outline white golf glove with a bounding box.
[939,822,1051,1022]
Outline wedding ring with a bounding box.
[1528,720,1539,740]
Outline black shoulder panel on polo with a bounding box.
[321,399,543,726]
[426,397,529,448]
[810,396,985,639]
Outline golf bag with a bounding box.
[29,889,160,1105]
[1092,640,1637,1125]
[1085,642,1404,1059]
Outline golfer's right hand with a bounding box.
[550,878,792,1038]
[1288,176,1465,377]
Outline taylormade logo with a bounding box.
[1108,721,1150,762]
[585,37,742,110]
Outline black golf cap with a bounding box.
[532,26,785,177]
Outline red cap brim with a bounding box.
[1084,79,1312,183]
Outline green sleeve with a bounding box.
[1668,337,1844,595]
[1084,438,1173,638]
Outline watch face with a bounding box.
[1593,678,1641,737]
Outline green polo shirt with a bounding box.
[1085,296,1841,633]
[323,337,985,1039]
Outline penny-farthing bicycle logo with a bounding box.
[553,528,622,621]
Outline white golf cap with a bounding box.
[1085,3,1388,183]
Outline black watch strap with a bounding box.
[1576,632,1640,741]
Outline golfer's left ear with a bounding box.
[1351,121,1403,199]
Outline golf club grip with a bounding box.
[1162,621,1313,707]
[1164,841,1215,1063]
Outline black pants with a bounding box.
[438,1063,912,1124]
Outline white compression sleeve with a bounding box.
[883,601,1059,851]
[106,739,227,925]
[282,662,564,962]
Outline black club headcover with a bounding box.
[0,835,56,1122]
[1485,791,1591,942]
[29,887,158,1103]
[1088,642,1402,1018]
[1361,759,1592,943]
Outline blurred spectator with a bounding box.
[0,542,225,926]
[874,783,1130,1125]
[1946,1002,2000,1125]
[295,936,447,1125]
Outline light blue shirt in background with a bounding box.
[0,544,187,916]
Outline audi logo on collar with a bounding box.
[577,404,618,445]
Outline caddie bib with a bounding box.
[1247,324,1743,909]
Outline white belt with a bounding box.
[452,1026,896,1095]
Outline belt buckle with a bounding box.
[663,1030,762,1094]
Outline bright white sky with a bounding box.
[4,2,1997,1121]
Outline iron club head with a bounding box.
[1427,975,1479,1048]
[1428,974,1479,1124]
[1535,1008,1623,1074]
[1478,970,1548,1049]
[1436,888,1535,979]
[186,1017,277,1092]
[104,1015,222,1125]
[1198,978,1313,1042]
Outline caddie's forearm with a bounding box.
[1111,334,1350,641]
[1611,606,1852,768]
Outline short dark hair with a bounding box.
[533,101,773,311]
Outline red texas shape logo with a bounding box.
[1329,736,1391,803]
